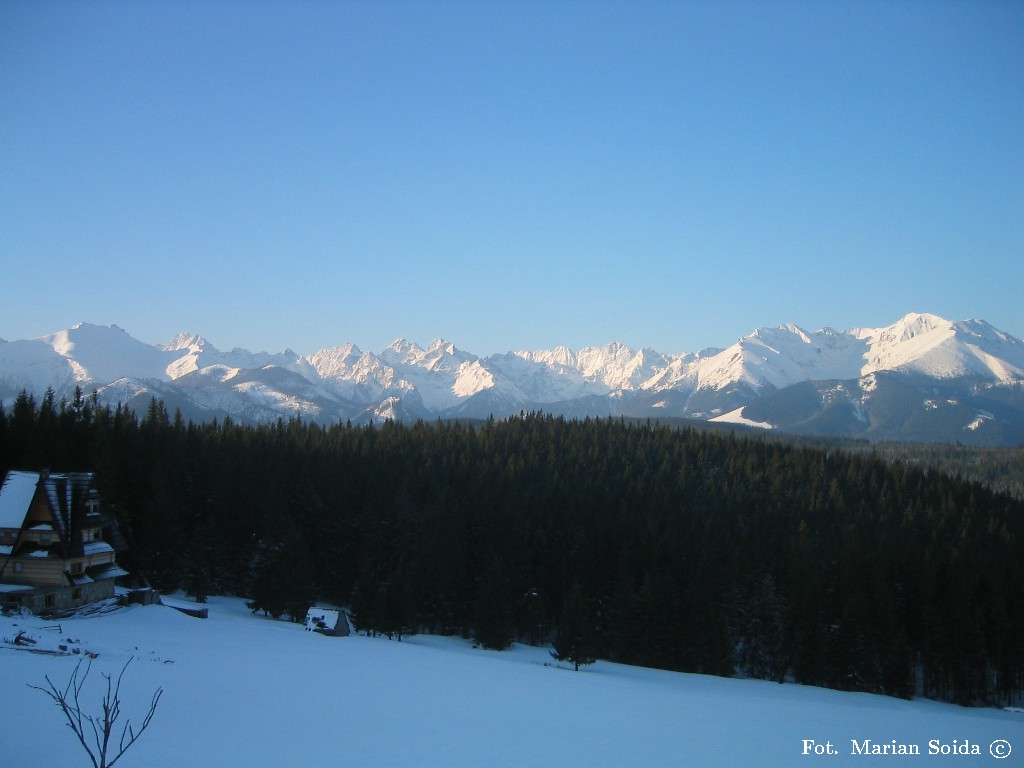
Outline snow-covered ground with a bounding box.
[3,596,1021,767]
[710,406,775,430]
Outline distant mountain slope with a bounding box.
[2,314,1023,444]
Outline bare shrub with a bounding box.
[29,657,162,768]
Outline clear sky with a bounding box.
[2,1,1021,357]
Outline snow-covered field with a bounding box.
[3,596,1021,767]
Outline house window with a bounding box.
[70,561,84,575]
[44,593,55,608]
[40,532,52,544]
[13,562,22,573]
[72,588,82,601]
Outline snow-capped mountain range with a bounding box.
[2,313,1024,444]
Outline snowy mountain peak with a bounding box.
[427,338,457,355]
[514,345,578,370]
[849,313,1024,381]
[163,332,214,353]
[851,312,948,346]
[45,323,132,355]
[888,312,949,342]
[70,321,127,334]
[387,338,420,352]
[36,323,173,384]
[777,323,812,343]
[307,343,364,372]
[548,345,577,367]
[382,338,425,365]
[954,318,1014,344]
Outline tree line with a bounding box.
[761,430,1024,502]
[2,388,1022,705]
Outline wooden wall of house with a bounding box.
[4,556,66,587]
[0,550,116,589]
[19,527,55,547]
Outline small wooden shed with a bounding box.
[304,607,349,636]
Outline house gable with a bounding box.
[24,492,58,530]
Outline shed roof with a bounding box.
[305,607,345,633]
[0,471,40,529]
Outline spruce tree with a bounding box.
[551,583,597,671]
[475,559,515,650]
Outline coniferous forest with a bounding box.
[2,389,1023,706]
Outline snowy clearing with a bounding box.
[710,406,774,429]
[2,596,1021,768]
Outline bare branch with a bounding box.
[28,660,102,768]
[29,656,163,768]
[107,685,162,768]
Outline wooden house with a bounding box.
[0,470,128,614]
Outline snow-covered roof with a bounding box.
[83,541,114,556]
[305,608,341,632]
[0,471,39,529]
[87,564,129,581]
[44,477,73,537]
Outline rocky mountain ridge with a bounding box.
[2,313,1023,444]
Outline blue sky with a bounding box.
[2,1,1021,357]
